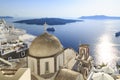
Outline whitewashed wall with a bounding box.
[56,53,64,71]
[0,68,31,80]
[76,74,84,80]
[63,48,76,67]
[28,56,37,74]
[67,57,77,69]
[19,68,31,80]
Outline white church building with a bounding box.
[27,22,92,80]
[27,30,93,80]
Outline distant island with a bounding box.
[79,15,120,20]
[0,16,13,18]
[47,27,55,32]
[115,31,120,37]
[14,18,83,25]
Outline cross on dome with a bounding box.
[44,22,47,33]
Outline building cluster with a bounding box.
[27,32,93,80]
[1,20,120,80]
[0,19,29,60]
[0,30,93,80]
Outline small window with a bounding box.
[45,62,49,74]
[8,57,12,61]
[21,51,25,57]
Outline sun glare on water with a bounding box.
[95,35,118,67]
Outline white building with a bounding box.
[28,32,79,79]
[0,68,31,80]
[27,30,93,80]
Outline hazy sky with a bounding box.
[0,0,120,18]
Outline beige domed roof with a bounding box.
[29,32,63,58]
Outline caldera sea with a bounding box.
[5,18,120,67]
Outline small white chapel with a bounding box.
[27,23,93,80]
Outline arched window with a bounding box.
[45,62,49,74]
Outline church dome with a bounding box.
[29,32,63,58]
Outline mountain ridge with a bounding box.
[14,18,83,25]
[79,15,120,20]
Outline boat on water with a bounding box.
[115,32,120,37]
[47,27,55,32]
[0,19,35,60]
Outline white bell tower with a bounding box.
[79,44,89,60]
